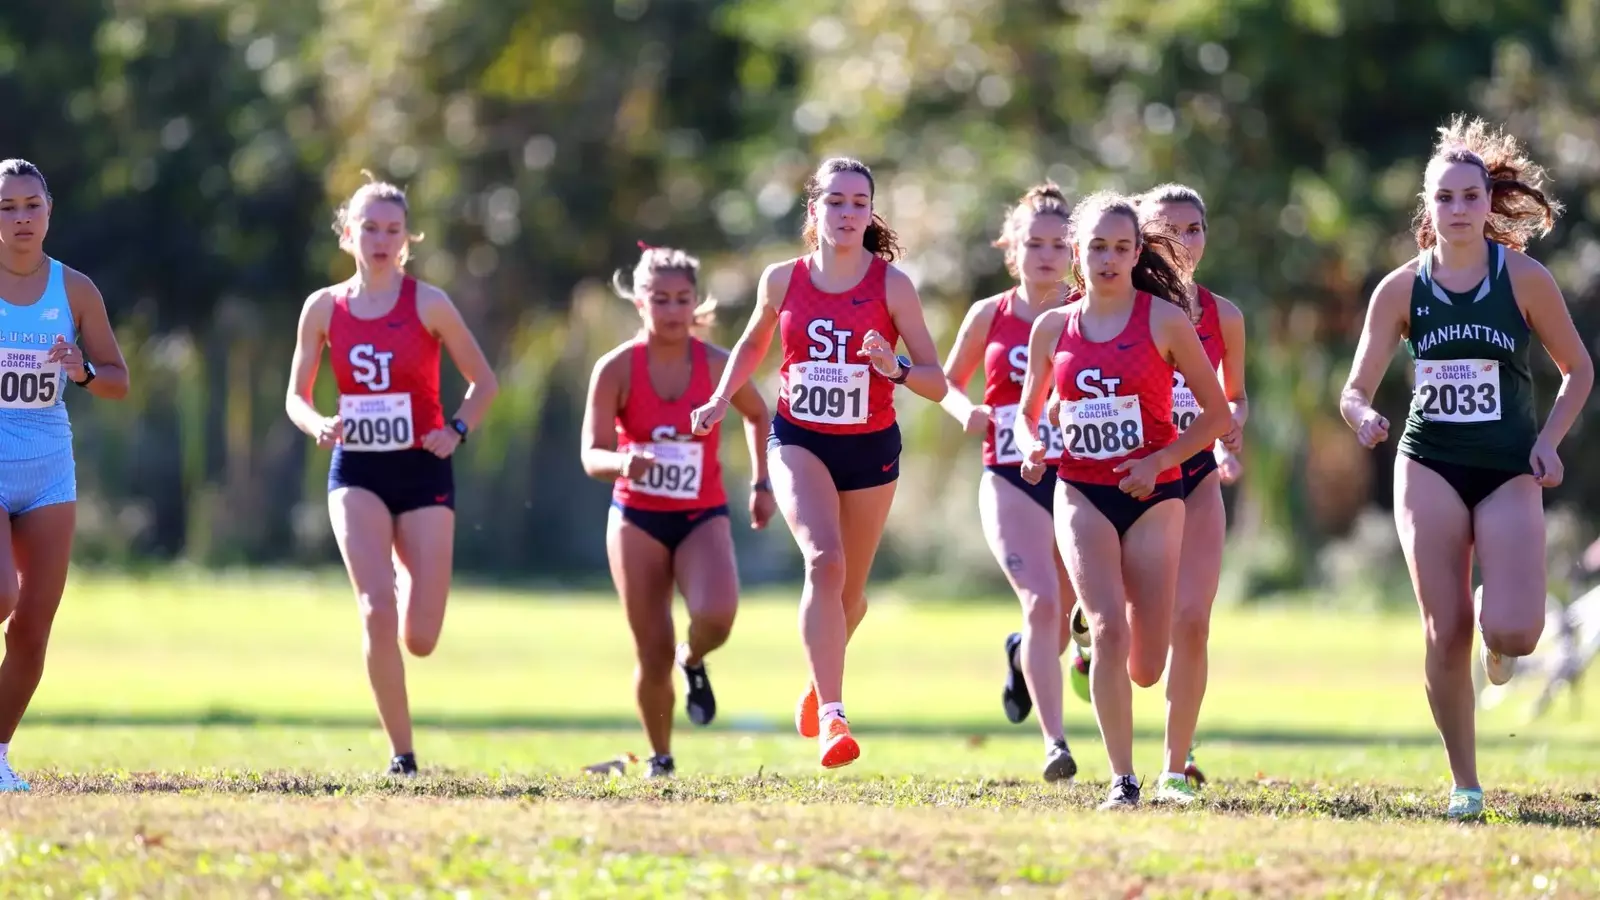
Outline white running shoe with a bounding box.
[1474,585,1517,686]
[0,756,31,793]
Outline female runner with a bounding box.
[1338,116,1591,817]
[690,157,945,769]
[939,183,1081,781]
[0,158,131,792]
[1015,191,1230,808]
[286,173,499,777]
[581,243,775,778]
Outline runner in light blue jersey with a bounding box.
[0,159,130,792]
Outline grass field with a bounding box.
[3,569,1596,897]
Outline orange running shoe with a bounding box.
[819,716,860,769]
[795,685,819,738]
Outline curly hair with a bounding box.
[1068,191,1193,315]
[1413,115,1562,253]
[801,157,903,261]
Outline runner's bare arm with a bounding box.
[883,265,947,402]
[939,296,1000,426]
[419,284,499,432]
[285,290,335,437]
[580,347,632,482]
[62,268,128,400]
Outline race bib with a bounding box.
[1413,359,1501,424]
[339,392,415,452]
[993,403,1065,464]
[1060,396,1145,461]
[0,349,62,411]
[787,362,869,426]
[630,441,705,501]
[1171,387,1199,433]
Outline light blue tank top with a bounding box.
[0,260,75,460]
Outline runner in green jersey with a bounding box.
[1338,116,1593,820]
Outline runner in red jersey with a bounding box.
[690,157,945,769]
[581,243,774,778]
[940,183,1081,781]
[1136,185,1250,802]
[1013,191,1229,809]
[285,173,498,778]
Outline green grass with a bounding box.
[3,569,1597,897]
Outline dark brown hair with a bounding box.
[612,242,717,328]
[1138,183,1207,231]
[1068,191,1193,315]
[0,159,50,200]
[333,169,424,265]
[801,157,902,261]
[1413,115,1561,252]
[993,182,1071,279]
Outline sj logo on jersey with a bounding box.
[349,344,395,392]
[650,425,694,443]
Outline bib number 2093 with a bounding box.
[0,350,61,411]
[788,362,869,426]
[339,392,415,452]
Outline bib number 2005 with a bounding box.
[0,350,60,410]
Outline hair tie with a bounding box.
[637,240,657,251]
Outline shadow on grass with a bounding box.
[24,709,1597,751]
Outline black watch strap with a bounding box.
[450,417,469,443]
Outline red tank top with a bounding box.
[328,277,445,452]
[612,338,727,511]
[775,255,899,434]
[1052,291,1180,485]
[1170,285,1226,435]
[980,288,1074,467]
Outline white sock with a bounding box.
[818,702,845,723]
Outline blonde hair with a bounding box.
[611,242,718,329]
[1413,115,1561,252]
[992,182,1071,279]
[333,170,425,265]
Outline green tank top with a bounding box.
[1397,241,1536,473]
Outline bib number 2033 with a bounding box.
[1061,396,1145,461]
[787,362,869,426]
[0,350,60,410]
[1413,359,1501,424]
[339,392,415,451]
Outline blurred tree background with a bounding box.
[4,0,1596,599]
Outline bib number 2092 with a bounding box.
[0,351,60,411]
[339,392,415,452]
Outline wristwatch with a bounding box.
[450,417,469,443]
[887,355,912,385]
[751,477,772,493]
[72,360,97,387]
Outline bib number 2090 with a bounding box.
[787,362,869,426]
[0,351,60,410]
[339,392,415,452]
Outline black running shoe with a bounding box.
[387,752,418,778]
[1100,774,1141,810]
[646,754,676,779]
[678,643,717,726]
[1043,739,1077,783]
[1002,632,1033,724]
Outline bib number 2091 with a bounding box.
[1061,397,1145,461]
[0,351,60,411]
[339,392,415,452]
[787,362,869,426]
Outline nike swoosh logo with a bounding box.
[1117,342,1137,350]
[388,321,405,328]
[434,494,450,503]
[881,462,896,472]
[686,511,705,521]
[1187,465,1207,477]
[852,297,873,305]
